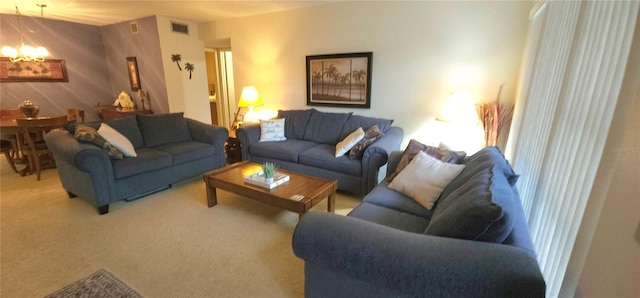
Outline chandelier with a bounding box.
[1,4,49,62]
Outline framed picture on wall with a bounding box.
[126,57,141,91]
[0,58,69,82]
[306,52,372,108]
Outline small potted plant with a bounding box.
[262,162,278,183]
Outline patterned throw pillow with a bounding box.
[389,139,466,181]
[348,125,385,159]
[259,118,287,142]
[74,124,124,160]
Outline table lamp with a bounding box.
[232,86,263,129]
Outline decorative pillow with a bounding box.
[75,124,123,159]
[97,123,137,157]
[137,112,191,147]
[335,127,365,157]
[349,125,384,159]
[388,151,465,210]
[103,115,144,148]
[389,139,466,181]
[259,118,287,142]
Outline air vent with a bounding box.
[171,22,189,35]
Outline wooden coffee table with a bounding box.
[203,161,337,218]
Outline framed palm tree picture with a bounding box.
[126,57,141,91]
[0,58,68,82]
[306,52,372,108]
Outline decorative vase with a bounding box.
[265,177,274,184]
[19,100,40,118]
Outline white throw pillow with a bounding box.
[388,150,465,210]
[259,118,287,142]
[335,127,365,157]
[97,123,137,157]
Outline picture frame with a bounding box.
[306,52,372,108]
[0,58,69,82]
[126,56,141,91]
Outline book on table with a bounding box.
[244,171,290,189]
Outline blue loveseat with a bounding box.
[293,147,545,297]
[44,113,228,214]
[236,109,403,195]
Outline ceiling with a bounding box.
[0,1,333,26]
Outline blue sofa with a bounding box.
[292,147,545,297]
[44,113,228,214]
[236,109,403,195]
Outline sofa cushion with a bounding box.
[439,146,519,201]
[388,151,465,210]
[425,167,515,243]
[302,111,352,145]
[278,109,314,140]
[112,148,172,179]
[259,118,287,142]
[348,202,430,234]
[363,180,434,220]
[153,141,215,165]
[250,139,318,162]
[75,124,123,160]
[349,125,384,159]
[104,115,144,149]
[389,139,466,181]
[335,127,364,157]
[299,144,362,176]
[339,115,393,140]
[137,113,192,147]
[98,123,137,157]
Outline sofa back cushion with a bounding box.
[103,115,144,149]
[424,167,515,243]
[278,109,314,140]
[137,113,192,147]
[339,115,393,140]
[302,111,352,145]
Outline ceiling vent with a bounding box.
[171,22,189,35]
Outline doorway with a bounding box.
[204,48,235,129]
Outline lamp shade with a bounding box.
[238,86,263,107]
[436,92,479,124]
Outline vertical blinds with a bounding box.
[507,1,638,297]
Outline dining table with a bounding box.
[0,115,69,176]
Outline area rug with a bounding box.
[44,269,143,298]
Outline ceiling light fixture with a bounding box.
[1,4,49,62]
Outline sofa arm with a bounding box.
[236,124,261,161]
[293,212,545,298]
[186,118,228,148]
[361,126,403,192]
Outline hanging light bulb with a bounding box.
[1,4,49,62]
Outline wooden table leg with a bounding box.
[206,183,218,207]
[327,193,335,213]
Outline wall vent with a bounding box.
[130,22,139,34]
[171,22,189,35]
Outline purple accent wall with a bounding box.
[0,14,169,121]
[101,16,169,115]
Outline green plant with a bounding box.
[262,162,278,179]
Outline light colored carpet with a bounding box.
[0,162,361,297]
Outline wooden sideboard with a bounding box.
[99,107,153,120]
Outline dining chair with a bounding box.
[1,139,19,173]
[1,108,24,160]
[15,116,69,181]
[68,108,85,123]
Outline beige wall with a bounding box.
[210,1,530,148]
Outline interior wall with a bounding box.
[156,16,210,123]
[101,16,169,114]
[211,1,530,147]
[0,14,112,122]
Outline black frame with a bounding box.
[306,52,372,108]
[126,56,141,91]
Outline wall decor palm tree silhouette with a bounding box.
[171,54,182,71]
[184,63,194,79]
[306,52,372,108]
